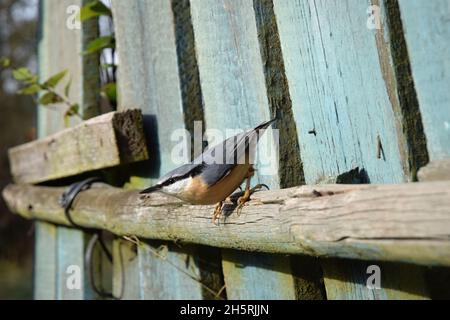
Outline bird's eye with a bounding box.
[168,178,175,184]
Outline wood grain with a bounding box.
[9,110,148,184]
[4,181,450,267]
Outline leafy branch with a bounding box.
[1,58,80,127]
[0,0,117,128]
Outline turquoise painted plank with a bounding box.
[56,227,85,299]
[34,222,57,299]
[273,0,405,185]
[273,0,429,299]
[138,242,202,300]
[398,0,450,160]
[36,0,99,300]
[222,251,296,300]
[322,259,428,300]
[190,0,297,299]
[111,0,204,299]
[398,0,450,300]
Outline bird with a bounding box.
[140,118,276,223]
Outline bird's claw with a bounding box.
[212,202,223,225]
[236,184,270,216]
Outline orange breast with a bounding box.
[180,164,252,205]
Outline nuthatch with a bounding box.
[140,118,276,222]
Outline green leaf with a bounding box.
[63,104,79,127]
[0,57,11,67]
[80,0,112,21]
[12,68,34,81]
[83,36,115,55]
[43,70,68,88]
[65,104,80,118]
[101,82,117,104]
[39,92,63,105]
[64,78,72,97]
[18,84,41,95]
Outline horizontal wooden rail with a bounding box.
[3,181,450,267]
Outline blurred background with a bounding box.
[0,0,38,299]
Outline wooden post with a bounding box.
[35,0,99,300]
[272,0,430,299]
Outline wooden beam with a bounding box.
[8,110,148,184]
[4,181,450,267]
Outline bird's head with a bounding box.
[139,164,199,198]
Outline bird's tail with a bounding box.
[254,118,277,131]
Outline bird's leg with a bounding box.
[236,177,251,216]
[212,201,223,224]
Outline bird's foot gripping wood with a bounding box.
[212,201,223,224]
[236,183,270,216]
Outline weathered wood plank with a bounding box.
[272,0,407,183]
[5,181,450,267]
[9,110,148,184]
[272,0,430,300]
[111,0,206,299]
[36,0,100,300]
[190,0,300,299]
[398,0,450,161]
[398,0,450,300]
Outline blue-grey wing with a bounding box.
[198,163,236,186]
